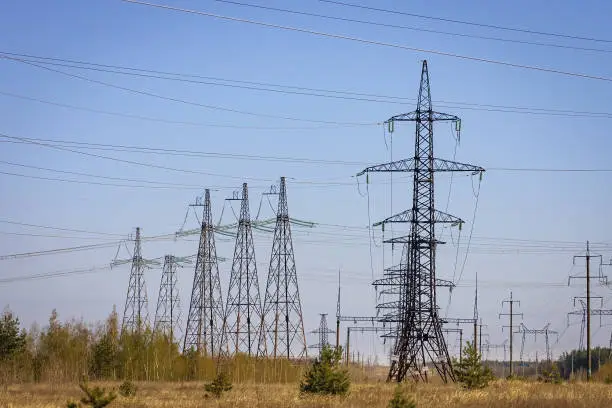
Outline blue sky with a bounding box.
[1,0,612,361]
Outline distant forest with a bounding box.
[1,307,610,383]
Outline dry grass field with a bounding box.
[1,380,611,408]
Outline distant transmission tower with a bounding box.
[258,177,308,359]
[121,227,150,333]
[309,313,335,356]
[222,183,264,356]
[183,190,225,356]
[154,255,188,342]
[359,60,484,382]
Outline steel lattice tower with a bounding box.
[359,60,484,382]
[258,177,308,359]
[222,183,264,356]
[183,190,225,356]
[154,255,184,342]
[309,313,335,356]
[122,227,149,333]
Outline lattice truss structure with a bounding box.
[183,189,226,356]
[154,254,189,342]
[258,177,308,359]
[359,60,484,383]
[118,227,159,334]
[222,183,265,356]
[309,314,335,356]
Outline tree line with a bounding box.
[0,307,303,384]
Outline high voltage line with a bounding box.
[213,0,612,54]
[0,219,124,237]
[121,0,612,82]
[0,54,371,126]
[318,0,612,44]
[3,135,612,179]
[0,90,343,131]
[3,225,610,261]
[4,51,612,119]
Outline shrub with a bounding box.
[204,371,233,398]
[388,385,416,408]
[300,345,350,396]
[74,381,117,408]
[540,363,562,384]
[118,380,136,397]
[453,341,494,389]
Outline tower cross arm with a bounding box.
[386,110,460,122]
[373,275,455,289]
[357,158,484,176]
[374,208,463,227]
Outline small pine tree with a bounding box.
[118,380,136,397]
[300,345,350,396]
[453,341,494,389]
[388,386,416,408]
[540,363,562,384]
[204,371,233,398]
[77,381,117,408]
[0,308,26,361]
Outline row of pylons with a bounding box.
[121,177,308,360]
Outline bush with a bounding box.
[539,363,562,384]
[204,371,233,398]
[300,345,350,396]
[118,380,136,397]
[388,385,416,408]
[453,341,494,389]
[68,381,116,408]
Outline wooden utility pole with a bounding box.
[474,272,478,355]
[336,269,341,351]
[500,292,522,377]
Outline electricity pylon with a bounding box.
[358,60,484,382]
[154,255,189,342]
[568,241,607,381]
[183,190,225,356]
[119,227,158,334]
[516,323,558,362]
[309,313,335,357]
[258,177,308,359]
[499,292,523,377]
[222,183,264,356]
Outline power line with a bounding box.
[213,0,612,54]
[0,137,365,166]
[0,241,123,260]
[0,54,371,126]
[0,219,124,237]
[318,0,612,44]
[122,0,612,82]
[4,52,612,118]
[0,133,276,182]
[5,135,612,174]
[0,160,207,189]
[0,265,114,284]
[0,90,341,131]
[0,230,114,240]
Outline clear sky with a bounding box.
[1,0,612,362]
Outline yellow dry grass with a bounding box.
[1,380,611,408]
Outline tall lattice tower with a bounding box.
[183,190,225,356]
[222,183,264,356]
[258,177,308,359]
[122,227,149,333]
[154,255,184,342]
[309,314,335,357]
[359,60,484,382]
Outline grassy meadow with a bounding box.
[1,379,611,408]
